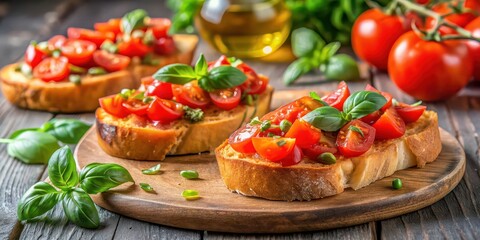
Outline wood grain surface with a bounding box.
[74,127,465,233]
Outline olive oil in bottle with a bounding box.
[195,0,291,58]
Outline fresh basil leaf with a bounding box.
[180,170,199,179]
[201,66,247,91]
[48,146,79,190]
[142,164,161,175]
[301,106,347,131]
[194,54,208,77]
[309,92,329,106]
[8,128,39,139]
[7,131,60,164]
[348,125,364,138]
[121,9,148,35]
[153,64,196,84]
[79,163,134,194]
[323,54,360,82]
[343,91,387,119]
[42,119,91,144]
[283,58,312,85]
[62,188,99,229]
[17,182,60,221]
[139,183,154,192]
[292,28,325,57]
[319,42,341,64]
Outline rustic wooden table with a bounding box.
[1,0,479,239]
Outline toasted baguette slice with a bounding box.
[0,35,198,113]
[96,86,273,161]
[215,111,442,201]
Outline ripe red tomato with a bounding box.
[147,18,171,39]
[321,81,350,111]
[154,36,176,55]
[262,96,322,124]
[93,50,131,72]
[394,102,426,123]
[172,82,210,109]
[228,124,260,154]
[239,63,268,95]
[99,94,129,118]
[360,110,383,125]
[94,19,121,35]
[24,44,47,68]
[118,38,153,57]
[285,119,322,148]
[61,39,97,66]
[352,8,409,71]
[147,98,184,123]
[209,55,231,69]
[388,31,473,101]
[122,100,148,116]
[371,107,406,140]
[209,87,242,110]
[303,142,338,161]
[279,145,303,167]
[48,35,67,49]
[426,0,480,35]
[33,57,70,82]
[252,137,296,162]
[466,17,480,81]
[365,84,392,111]
[144,77,174,100]
[336,120,376,158]
[67,27,114,48]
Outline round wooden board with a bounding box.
[75,128,465,233]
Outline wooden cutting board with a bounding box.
[74,128,465,233]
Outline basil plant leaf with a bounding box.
[8,128,39,139]
[194,54,208,77]
[301,106,347,132]
[48,146,79,190]
[121,9,148,35]
[153,64,196,84]
[292,27,325,57]
[283,58,312,85]
[324,54,360,82]
[7,131,60,164]
[203,66,247,91]
[79,163,134,194]
[62,188,99,229]
[42,119,91,144]
[17,182,60,221]
[319,42,341,64]
[343,91,387,119]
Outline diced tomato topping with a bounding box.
[252,137,296,162]
[262,96,322,124]
[67,27,114,48]
[303,142,338,161]
[371,107,406,140]
[365,84,393,112]
[147,98,184,124]
[143,77,174,100]
[228,124,260,154]
[93,50,131,72]
[209,87,242,110]
[24,44,47,68]
[147,18,171,39]
[60,39,97,66]
[94,19,121,36]
[279,145,303,167]
[99,94,129,118]
[154,36,176,55]
[285,119,322,148]
[395,102,426,123]
[33,57,70,82]
[336,120,376,157]
[172,82,210,109]
[48,35,67,49]
[322,81,350,111]
[118,37,153,58]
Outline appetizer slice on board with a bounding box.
[216,82,441,201]
[0,9,198,113]
[96,55,273,161]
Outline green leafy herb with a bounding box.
[318,152,336,165]
[182,189,200,200]
[292,27,325,57]
[69,74,81,85]
[392,178,403,190]
[260,120,271,132]
[2,131,60,164]
[167,0,204,34]
[41,119,91,144]
[79,163,134,194]
[88,67,107,76]
[183,106,204,122]
[142,29,155,46]
[19,63,33,78]
[348,125,364,138]
[121,9,148,35]
[180,170,199,179]
[62,188,100,229]
[322,54,360,82]
[69,65,86,74]
[8,128,40,139]
[201,66,246,91]
[142,53,160,66]
[309,92,329,106]
[411,101,423,106]
[139,183,154,192]
[142,164,162,175]
[302,106,347,132]
[17,182,60,221]
[153,63,197,84]
[101,40,118,54]
[195,54,208,77]
[283,58,312,85]
[342,91,387,119]
[48,146,79,190]
[250,117,262,125]
[276,139,287,147]
[279,119,292,132]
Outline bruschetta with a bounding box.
[0,9,198,113]
[96,55,273,160]
[215,82,442,201]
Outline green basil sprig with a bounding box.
[153,54,247,92]
[17,146,134,229]
[283,28,360,85]
[121,9,148,35]
[302,91,386,131]
[40,119,90,144]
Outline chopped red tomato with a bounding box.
[336,120,376,158]
[372,107,406,140]
[365,84,393,111]
[252,137,296,162]
[172,82,210,109]
[60,39,97,66]
[99,94,129,118]
[147,98,184,123]
[209,87,242,110]
[118,37,153,57]
[360,110,383,125]
[279,145,303,167]
[93,50,131,72]
[322,81,350,111]
[67,27,114,48]
[94,19,121,35]
[262,96,322,124]
[303,142,338,161]
[394,102,426,123]
[285,119,322,148]
[144,77,174,100]
[33,57,70,82]
[239,62,268,95]
[147,18,171,39]
[122,100,148,116]
[208,55,231,70]
[154,36,176,55]
[228,124,260,154]
[24,44,47,68]
[48,35,67,49]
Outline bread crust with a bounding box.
[215,111,442,201]
[0,35,198,113]
[96,86,273,161]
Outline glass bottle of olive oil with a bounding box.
[195,0,291,58]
